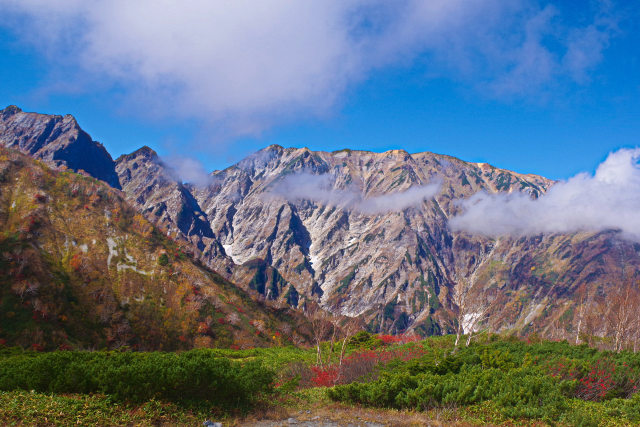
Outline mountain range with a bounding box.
[2,105,638,347]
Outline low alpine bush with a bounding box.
[0,349,275,411]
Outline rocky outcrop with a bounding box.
[115,146,234,276]
[0,105,121,189]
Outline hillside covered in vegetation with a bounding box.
[0,147,309,351]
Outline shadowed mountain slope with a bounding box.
[0,106,121,189]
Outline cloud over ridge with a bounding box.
[267,172,440,215]
[450,148,640,241]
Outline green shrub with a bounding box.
[329,364,568,421]
[329,337,640,423]
[348,331,382,350]
[0,349,275,411]
[157,253,169,266]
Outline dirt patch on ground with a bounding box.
[235,402,473,426]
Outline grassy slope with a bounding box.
[0,147,310,351]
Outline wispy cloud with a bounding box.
[267,172,440,215]
[0,0,617,135]
[482,3,617,98]
[163,155,212,188]
[449,148,640,241]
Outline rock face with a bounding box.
[4,106,640,339]
[189,145,640,338]
[114,146,234,274]
[191,146,559,332]
[0,106,121,189]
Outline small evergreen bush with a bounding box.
[0,349,274,411]
[328,338,640,423]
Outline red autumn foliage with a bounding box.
[378,333,421,345]
[309,344,429,387]
[196,322,211,335]
[546,357,639,401]
[311,365,339,386]
[226,302,245,314]
[69,253,83,272]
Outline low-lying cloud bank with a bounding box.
[450,148,640,241]
[268,172,440,215]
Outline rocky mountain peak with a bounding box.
[114,145,231,274]
[186,145,639,338]
[0,106,121,189]
[116,145,159,163]
[234,144,286,176]
[1,105,22,117]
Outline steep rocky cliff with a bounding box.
[0,106,121,189]
[192,146,559,333]
[113,145,299,302]
[114,146,235,275]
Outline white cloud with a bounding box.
[0,0,616,134]
[164,155,212,187]
[267,172,440,214]
[449,148,640,241]
[358,184,442,214]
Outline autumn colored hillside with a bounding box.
[0,147,310,351]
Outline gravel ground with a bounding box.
[249,416,385,426]
[231,407,443,427]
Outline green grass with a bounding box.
[0,390,207,426]
[0,345,316,425]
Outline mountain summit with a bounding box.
[0,106,121,189]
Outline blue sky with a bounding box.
[0,0,638,179]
